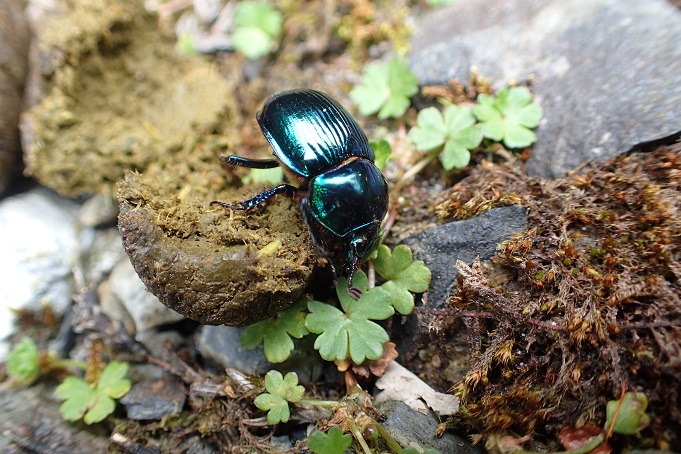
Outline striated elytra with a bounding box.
[213,89,389,300]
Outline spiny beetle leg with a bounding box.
[220,155,280,169]
[211,184,299,212]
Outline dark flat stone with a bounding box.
[120,378,187,420]
[376,400,483,453]
[402,205,527,308]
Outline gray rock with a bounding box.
[0,187,79,360]
[0,383,109,453]
[78,193,118,228]
[108,258,185,332]
[402,205,527,309]
[376,400,482,454]
[120,377,187,420]
[198,325,325,383]
[409,0,681,178]
[80,227,129,285]
[98,280,136,335]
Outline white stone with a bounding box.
[0,187,79,359]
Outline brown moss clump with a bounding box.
[22,0,237,197]
[437,144,681,449]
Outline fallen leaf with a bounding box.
[374,362,459,416]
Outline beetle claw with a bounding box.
[210,200,247,211]
[348,286,362,301]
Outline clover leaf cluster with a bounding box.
[6,337,129,425]
[409,86,543,170]
[232,1,283,60]
[241,244,430,365]
[254,370,305,424]
[6,336,41,385]
[350,56,419,119]
[350,56,543,170]
[409,104,483,170]
[56,361,131,424]
[473,86,543,149]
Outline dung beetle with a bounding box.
[213,89,389,300]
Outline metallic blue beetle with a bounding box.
[213,89,389,300]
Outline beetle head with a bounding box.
[343,221,382,300]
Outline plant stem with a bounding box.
[52,359,89,370]
[301,398,339,408]
[347,416,372,454]
[374,421,404,453]
[392,149,440,195]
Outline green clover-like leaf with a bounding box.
[255,371,305,424]
[307,427,353,454]
[96,361,131,399]
[605,392,650,435]
[6,337,40,385]
[305,271,393,363]
[83,395,116,425]
[56,376,96,422]
[473,86,543,149]
[254,392,290,424]
[373,244,432,314]
[240,297,311,363]
[350,56,418,119]
[409,105,482,170]
[232,1,282,59]
[370,139,392,170]
[55,361,130,425]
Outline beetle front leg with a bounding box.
[211,184,299,211]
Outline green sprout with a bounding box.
[6,337,41,385]
[308,426,353,454]
[240,297,311,363]
[370,139,392,170]
[55,361,131,424]
[176,33,195,55]
[306,271,394,364]
[409,104,483,170]
[350,56,419,119]
[232,1,283,60]
[254,370,305,424]
[605,391,650,435]
[6,336,88,386]
[472,86,543,149]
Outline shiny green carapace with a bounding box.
[213,89,389,300]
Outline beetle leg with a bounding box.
[211,184,299,211]
[220,155,280,169]
[345,264,363,301]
